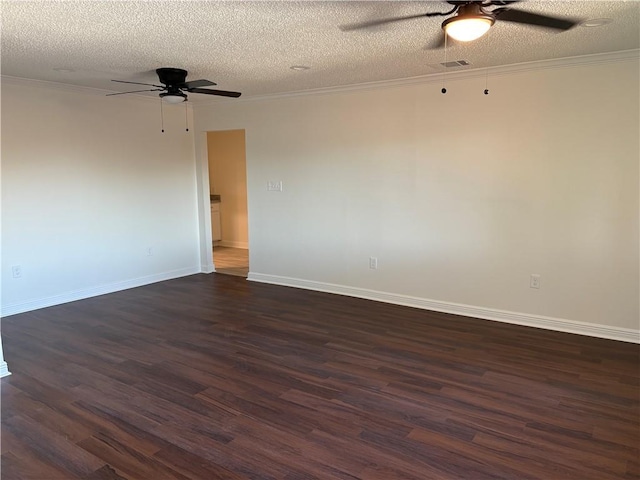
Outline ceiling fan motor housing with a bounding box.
[108,68,241,100]
[156,67,189,86]
[442,3,495,29]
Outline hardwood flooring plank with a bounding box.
[153,444,246,480]
[7,391,95,443]
[77,433,189,480]
[225,413,368,479]
[3,414,105,478]
[84,464,129,480]
[150,424,279,480]
[307,428,451,480]
[71,399,174,457]
[1,450,81,480]
[473,430,628,479]
[70,384,165,434]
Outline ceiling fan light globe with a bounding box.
[162,93,187,104]
[443,16,494,42]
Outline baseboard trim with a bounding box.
[218,241,248,249]
[247,272,639,344]
[201,264,215,274]
[1,267,200,318]
[0,362,11,378]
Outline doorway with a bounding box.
[207,129,249,277]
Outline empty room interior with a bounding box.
[0,1,638,479]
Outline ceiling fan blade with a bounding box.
[106,88,164,96]
[487,0,522,5]
[340,7,457,32]
[182,79,217,89]
[188,88,241,98]
[493,8,579,30]
[111,79,163,88]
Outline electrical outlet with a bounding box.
[530,274,541,289]
[369,257,378,269]
[267,181,283,192]
[11,265,22,278]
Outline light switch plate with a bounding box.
[267,181,283,192]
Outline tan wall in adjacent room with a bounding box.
[207,129,248,249]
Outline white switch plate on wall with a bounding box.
[267,181,283,192]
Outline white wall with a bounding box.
[194,54,639,340]
[1,79,201,315]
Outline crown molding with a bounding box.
[194,48,639,107]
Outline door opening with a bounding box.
[207,129,249,277]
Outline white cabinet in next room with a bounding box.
[211,202,222,243]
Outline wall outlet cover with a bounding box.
[11,265,22,278]
[530,274,541,289]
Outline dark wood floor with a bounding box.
[1,274,638,480]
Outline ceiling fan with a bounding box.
[340,1,579,47]
[107,68,241,103]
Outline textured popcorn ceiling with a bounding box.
[1,1,638,101]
